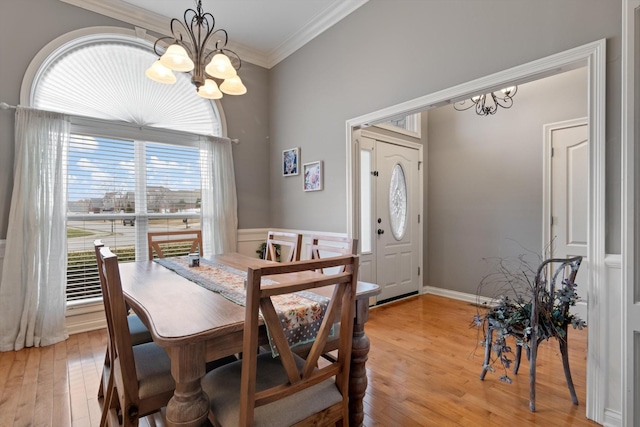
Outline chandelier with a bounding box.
[453,86,517,116]
[145,0,246,99]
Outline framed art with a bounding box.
[303,161,323,191]
[282,147,299,176]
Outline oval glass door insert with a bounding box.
[389,163,408,240]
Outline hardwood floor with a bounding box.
[0,294,599,426]
[363,295,598,426]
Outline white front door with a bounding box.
[375,141,420,302]
[547,119,588,321]
[356,131,421,303]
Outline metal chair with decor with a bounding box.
[479,255,584,412]
[201,255,359,426]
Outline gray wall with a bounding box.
[268,0,621,255]
[0,0,271,238]
[427,67,588,296]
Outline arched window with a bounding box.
[25,29,230,304]
[29,31,223,135]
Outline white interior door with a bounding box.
[375,140,420,302]
[547,119,588,321]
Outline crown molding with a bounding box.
[59,0,270,67]
[59,0,368,69]
[265,0,369,68]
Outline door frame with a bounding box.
[346,39,606,422]
[355,129,424,303]
[622,1,639,425]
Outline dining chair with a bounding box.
[265,230,302,263]
[479,255,583,412]
[94,241,152,408]
[147,229,203,259]
[99,246,176,426]
[201,254,359,426]
[294,235,358,360]
[308,234,358,272]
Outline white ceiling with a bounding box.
[60,0,369,68]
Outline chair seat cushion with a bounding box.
[201,352,343,427]
[127,314,152,346]
[130,342,175,399]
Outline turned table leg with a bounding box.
[349,299,371,427]
[166,343,210,427]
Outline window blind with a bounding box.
[66,133,203,302]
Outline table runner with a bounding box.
[154,256,331,355]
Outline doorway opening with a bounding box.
[346,39,606,421]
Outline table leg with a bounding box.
[166,343,210,427]
[349,300,371,427]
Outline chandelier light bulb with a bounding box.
[145,60,177,84]
[501,86,516,96]
[205,53,237,80]
[160,44,195,72]
[219,75,247,95]
[198,79,223,99]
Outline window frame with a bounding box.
[66,117,214,305]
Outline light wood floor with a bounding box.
[0,294,599,426]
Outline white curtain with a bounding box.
[0,107,70,351]
[200,136,238,256]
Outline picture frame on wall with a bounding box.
[282,147,300,176]
[303,161,323,192]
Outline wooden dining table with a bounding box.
[119,252,380,427]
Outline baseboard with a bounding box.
[602,408,622,427]
[423,285,494,306]
[66,302,107,335]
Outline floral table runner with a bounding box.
[154,256,330,355]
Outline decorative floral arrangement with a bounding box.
[256,242,281,262]
[473,254,586,383]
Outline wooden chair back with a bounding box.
[100,247,140,414]
[308,234,358,274]
[148,230,203,259]
[239,255,359,426]
[95,240,117,364]
[100,247,175,425]
[265,231,302,262]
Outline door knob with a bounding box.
[377,229,384,235]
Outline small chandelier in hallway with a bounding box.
[453,86,517,116]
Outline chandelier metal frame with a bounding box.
[147,0,245,98]
[453,86,518,116]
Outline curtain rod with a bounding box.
[0,101,239,144]
[0,102,17,110]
